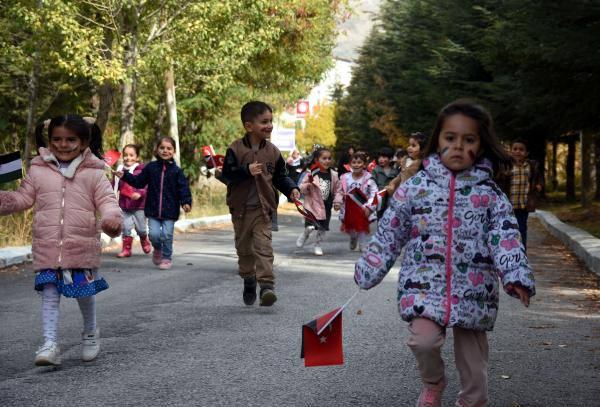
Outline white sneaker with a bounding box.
[82,328,100,362]
[296,226,314,248]
[314,246,323,256]
[35,341,61,366]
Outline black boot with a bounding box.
[259,285,277,307]
[243,277,257,306]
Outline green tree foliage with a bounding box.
[0,0,347,180]
[297,104,337,151]
[335,0,600,161]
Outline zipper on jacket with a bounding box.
[158,163,166,219]
[443,173,456,326]
[57,181,66,265]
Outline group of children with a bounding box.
[294,131,428,256]
[0,115,192,366]
[0,98,539,407]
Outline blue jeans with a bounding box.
[513,209,529,251]
[148,218,175,260]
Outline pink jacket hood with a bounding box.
[0,147,122,270]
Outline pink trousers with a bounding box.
[407,318,489,407]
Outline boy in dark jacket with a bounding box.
[222,101,299,306]
[371,147,399,190]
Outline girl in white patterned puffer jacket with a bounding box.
[355,100,535,407]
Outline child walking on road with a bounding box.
[336,152,378,252]
[222,101,300,307]
[505,138,542,250]
[114,144,151,257]
[296,147,342,256]
[118,137,192,270]
[355,100,535,407]
[387,131,427,194]
[0,114,122,366]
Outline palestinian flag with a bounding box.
[0,151,23,184]
[301,307,344,367]
[310,162,323,178]
[294,199,319,226]
[348,187,368,207]
[372,189,388,218]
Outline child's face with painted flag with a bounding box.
[437,113,481,172]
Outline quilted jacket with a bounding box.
[355,154,535,331]
[0,148,122,270]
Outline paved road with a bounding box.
[1,214,599,406]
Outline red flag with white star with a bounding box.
[301,307,344,367]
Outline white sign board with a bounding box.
[270,128,296,152]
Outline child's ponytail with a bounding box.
[84,118,104,159]
[34,120,50,152]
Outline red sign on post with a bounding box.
[296,100,309,118]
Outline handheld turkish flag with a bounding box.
[119,182,135,198]
[213,154,225,168]
[343,164,351,172]
[103,150,121,167]
[301,307,344,367]
[301,290,360,367]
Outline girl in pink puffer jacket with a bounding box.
[295,148,342,256]
[0,115,122,367]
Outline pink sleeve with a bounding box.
[94,172,122,236]
[299,172,315,195]
[0,174,36,215]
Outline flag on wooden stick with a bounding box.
[0,151,23,184]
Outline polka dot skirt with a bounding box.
[35,268,109,298]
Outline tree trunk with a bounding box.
[154,100,165,142]
[581,131,592,207]
[119,48,137,148]
[119,11,139,149]
[96,81,114,135]
[595,134,600,201]
[96,28,115,135]
[551,136,558,191]
[566,136,576,201]
[24,57,40,169]
[165,65,180,165]
[23,0,43,169]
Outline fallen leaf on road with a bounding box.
[542,341,552,346]
[356,309,363,315]
[558,344,567,348]
[187,263,193,266]
[501,375,510,379]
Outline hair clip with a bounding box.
[43,119,51,129]
[82,116,96,125]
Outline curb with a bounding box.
[533,210,600,277]
[0,214,231,269]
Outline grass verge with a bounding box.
[539,192,600,238]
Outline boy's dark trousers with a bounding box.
[232,207,274,287]
[513,208,529,250]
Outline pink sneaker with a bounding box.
[416,387,443,407]
[159,259,172,270]
[152,249,162,265]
